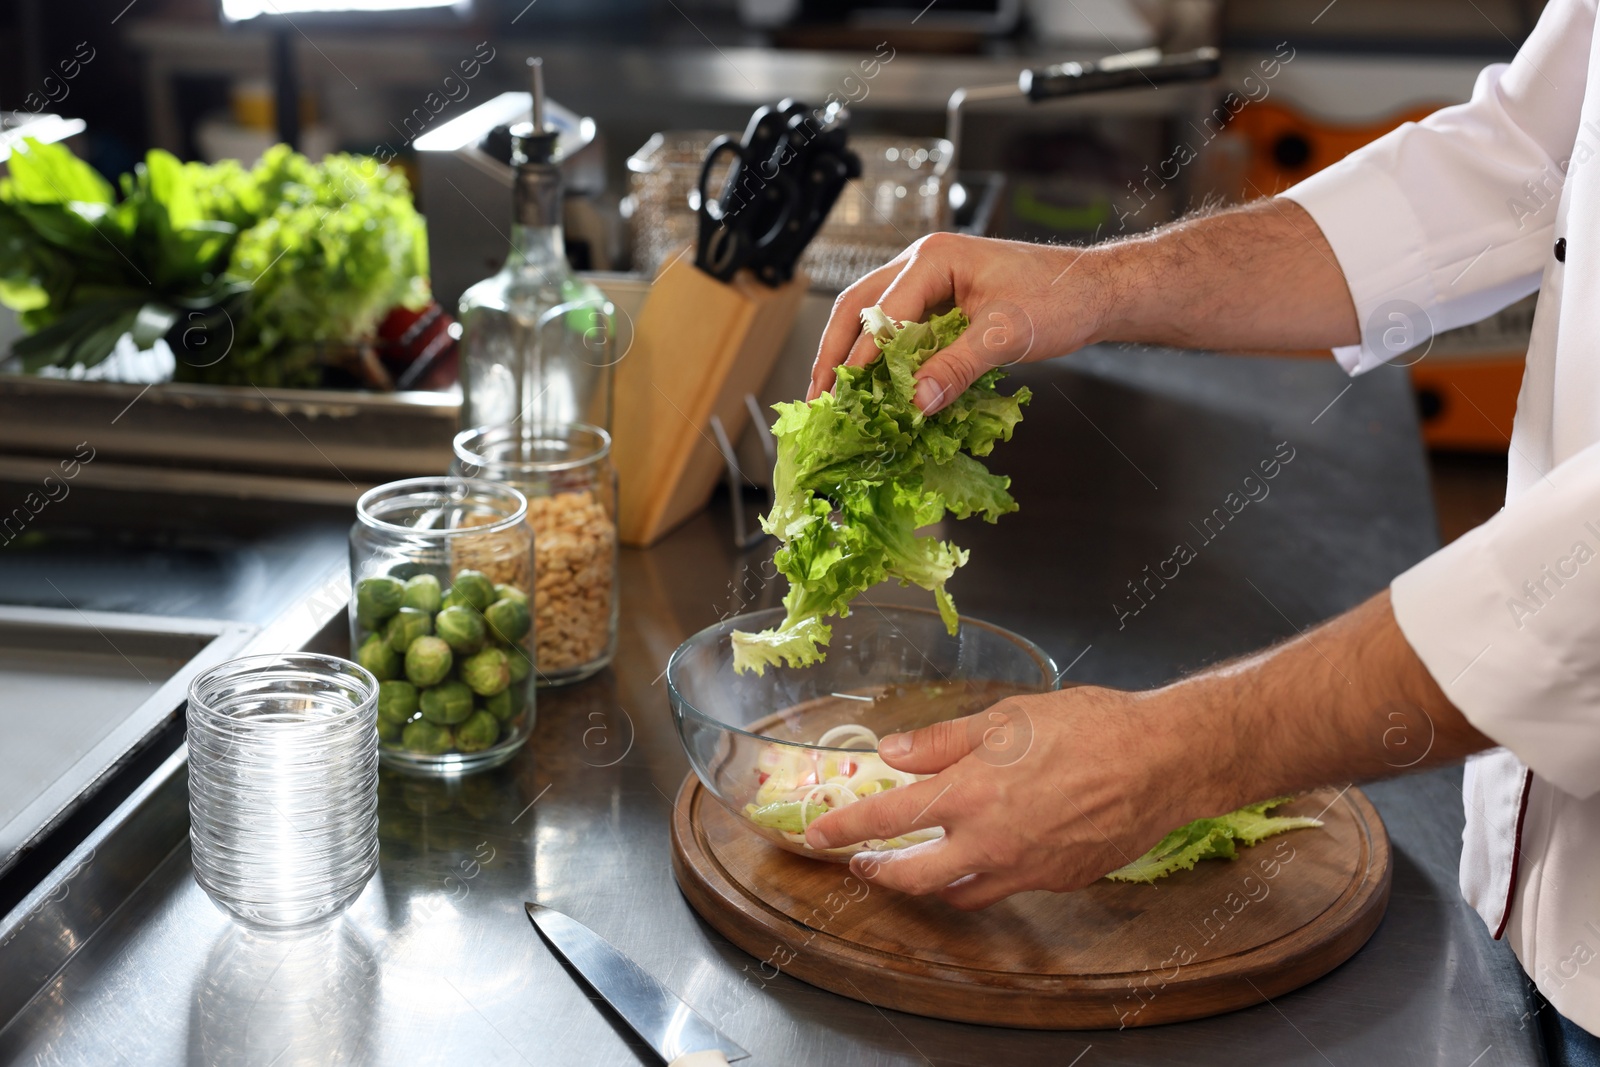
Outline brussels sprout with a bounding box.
[494,583,528,606]
[377,679,420,723]
[377,717,403,744]
[402,720,453,755]
[401,573,443,613]
[506,646,534,684]
[387,561,426,581]
[384,606,433,653]
[484,686,525,722]
[355,576,404,626]
[435,604,487,654]
[484,597,532,645]
[420,680,475,724]
[357,633,401,681]
[452,569,497,611]
[439,589,472,611]
[460,647,510,696]
[404,635,453,687]
[455,710,501,753]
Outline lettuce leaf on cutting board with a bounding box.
[731,306,1031,674]
[1103,798,1324,883]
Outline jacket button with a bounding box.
[1556,237,1567,262]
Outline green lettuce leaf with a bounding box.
[728,616,834,676]
[843,482,969,632]
[919,453,1016,522]
[213,146,430,386]
[731,305,1030,674]
[2,138,115,206]
[1103,798,1323,883]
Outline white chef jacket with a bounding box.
[1280,0,1600,1032]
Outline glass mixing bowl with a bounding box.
[666,606,1060,861]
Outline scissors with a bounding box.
[751,100,861,287]
[694,104,804,282]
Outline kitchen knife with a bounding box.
[1019,46,1221,101]
[525,902,749,1066]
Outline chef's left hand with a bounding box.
[803,685,1213,910]
[803,590,1493,909]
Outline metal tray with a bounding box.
[0,605,253,878]
[0,376,459,506]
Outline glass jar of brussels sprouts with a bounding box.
[350,477,535,772]
[452,424,618,686]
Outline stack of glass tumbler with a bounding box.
[188,654,380,930]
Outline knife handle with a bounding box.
[1020,46,1220,102]
[668,1052,731,1067]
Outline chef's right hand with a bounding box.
[806,233,1105,414]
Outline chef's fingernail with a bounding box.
[805,824,830,848]
[879,733,911,759]
[913,378,945,413]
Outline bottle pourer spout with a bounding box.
[528,57,546,134]
[514,56,560,166]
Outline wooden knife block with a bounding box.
[612,254,807,546]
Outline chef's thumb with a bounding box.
[878,716,977,773]
[912,338,994,415]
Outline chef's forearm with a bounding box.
[1083,198,1362,355]
[1151,589,1495,819]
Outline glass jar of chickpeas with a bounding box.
[453,424,618,686]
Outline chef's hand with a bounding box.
[806,233,1099,414]
[806,200,1363,413]
[803,591,1493,909]
[803,686,1203,910]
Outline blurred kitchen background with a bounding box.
[0,0,1536,538]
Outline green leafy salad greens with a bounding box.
[1104,798,1323,883]
[730,305,1031,674]
[0,139,427,386]
[219,148,429,387]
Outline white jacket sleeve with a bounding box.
[1391,440,1600,798]
[1281,0,1594,374]
[1281,0,1600,797]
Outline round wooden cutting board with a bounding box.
[670,777,1391,1029]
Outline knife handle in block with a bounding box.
[668,1052,732,1067]
[612,253,806,546]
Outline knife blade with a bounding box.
[525,902,749,1066]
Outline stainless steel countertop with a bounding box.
[0,347,1541,1065]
